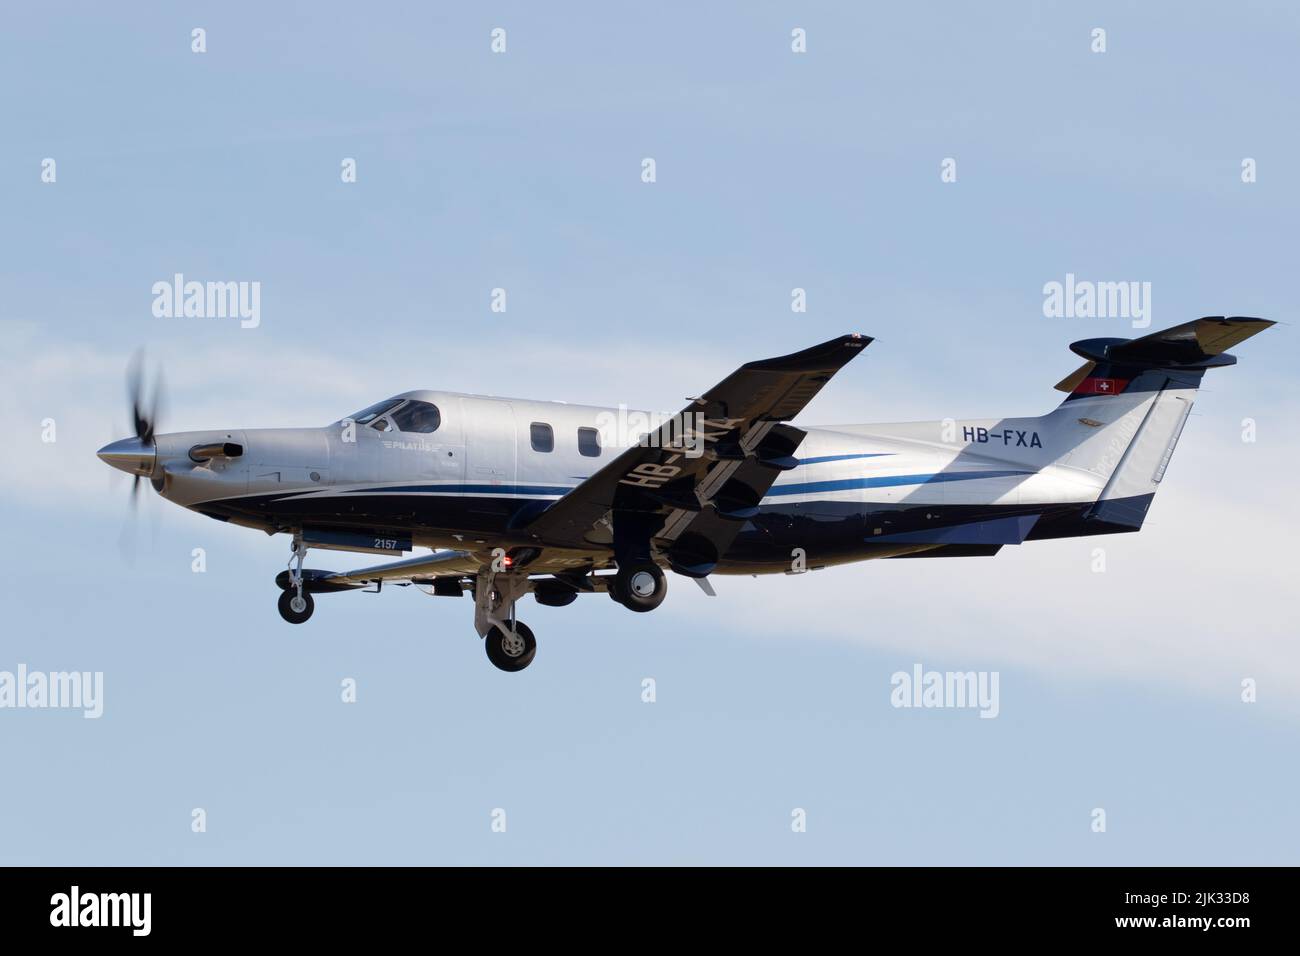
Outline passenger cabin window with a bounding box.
[391,400,441,433]
[530,422,554,453]
[578,426,601,457]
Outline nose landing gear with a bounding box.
[278,588,314,624]
[277,531,314,624]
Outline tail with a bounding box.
[1041,316,1274,528]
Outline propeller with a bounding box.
[127,349,164,435]
[123,349,166,505]
[98,351,169,561]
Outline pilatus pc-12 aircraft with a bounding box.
[99,317,1270,671]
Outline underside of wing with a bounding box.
[523,333,872,575]
[320,549,485,587]
[298,546,612,592]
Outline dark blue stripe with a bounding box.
[767,470,1032,497]
[291,470,1031,504]
[342,483,575,497]
[796,453,894,465]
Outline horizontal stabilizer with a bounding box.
[1055,316,1274,391]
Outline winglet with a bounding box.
[742,333,873,373]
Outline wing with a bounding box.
[319,549,485,587]
[523,333,872,575]
[308,546,612,590]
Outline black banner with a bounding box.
[0,867,1279,941]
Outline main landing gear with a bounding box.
[484,621,536,672]
[268,534,674,672]
[475,558,667,671]
[607,560,668,613]
[475,569,536,672]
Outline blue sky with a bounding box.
[1,1,1297,864]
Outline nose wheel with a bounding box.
[278,530,313,624]
[278,589,314,624]
[484,622,536,672]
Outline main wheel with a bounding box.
[278,589,314,624]
[613,561,666,613]
[485,621,537,672]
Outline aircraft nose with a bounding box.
[97,437,157,477]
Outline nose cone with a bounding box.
[97,437,157,477]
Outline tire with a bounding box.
[613,562,666,613]
[485,622,537,672]
[278,589,314,624]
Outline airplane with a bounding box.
[98,316,1272,671]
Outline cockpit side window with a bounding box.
[347,398,403,425]
[391,400,441,433]
[369,417,393,432]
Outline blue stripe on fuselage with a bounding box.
[340,483,575,497]
[795,453,894,465]
[767,470,1032,497]
[285,469,1030,503]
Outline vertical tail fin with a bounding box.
[1044,317,1273,528]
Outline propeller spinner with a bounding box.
[97,350,165,502]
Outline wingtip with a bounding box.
[1222,316,1277,330]
[743,333,874,372]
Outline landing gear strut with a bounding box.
[474,570,535,672]
[278,532,314,624]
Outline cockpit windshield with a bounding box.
[346,398,403,425]
[340,398,442,433]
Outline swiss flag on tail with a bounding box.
[1074,376,1128,395]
